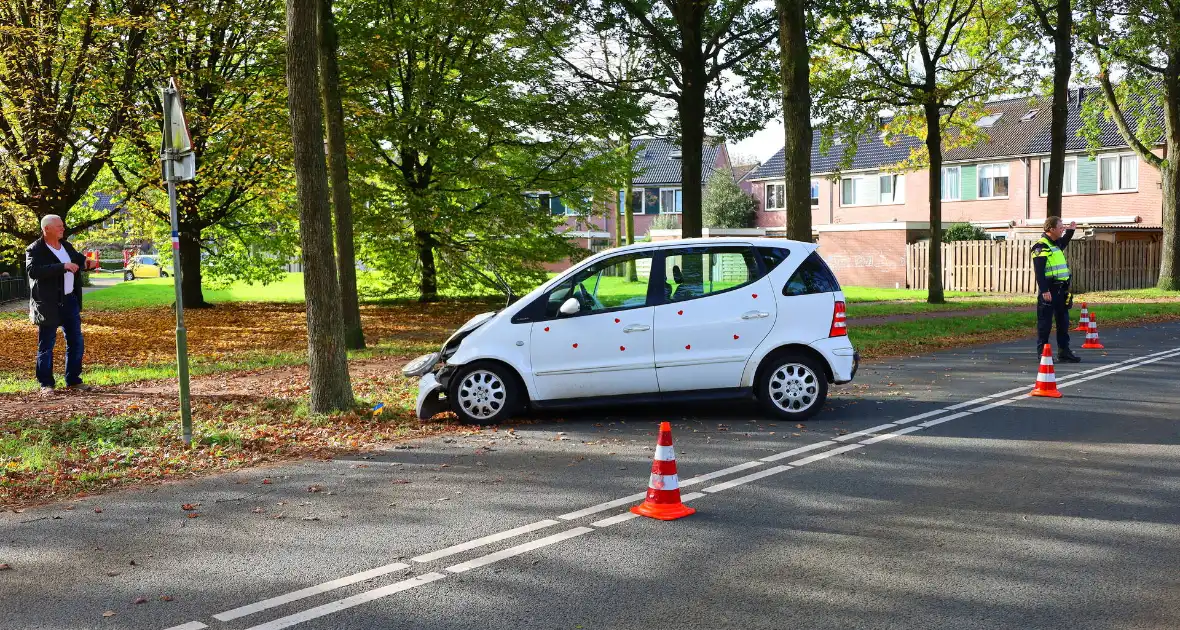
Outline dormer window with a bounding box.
[976,113,1003,127]
[669,150,682,160]
[1020,109,1040,122]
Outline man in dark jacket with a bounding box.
[26,214,100,395]
[1032,216,1081,363]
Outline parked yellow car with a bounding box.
[122,255,168,281]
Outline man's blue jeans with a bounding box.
[36,293,84,388]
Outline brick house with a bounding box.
[543,137,734,269]
[747,89,1165,287]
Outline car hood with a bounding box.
[445,311,497,345]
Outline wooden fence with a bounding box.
[906,240,1160,293]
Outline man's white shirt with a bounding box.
[47,243,74,295]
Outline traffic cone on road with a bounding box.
[631,422,695,521]
[1075,302,1090,332]
[1031,344,1063,398]
[1082,313,1105,349]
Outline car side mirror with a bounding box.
[559,297,581,316]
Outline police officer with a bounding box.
[1032,216,1081,362]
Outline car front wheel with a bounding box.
[758,353,828,420]
[123,271,134,281]
[448,362,520,425]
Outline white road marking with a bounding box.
[212,562,411,622]
[944,396,994,410]
[681,461,763,486]
[702,465,792,493]
[968,397,1021,413]
[760,440,837,462]
[919,411,974,428]
[445,528,594,573]
[833,423,898,442]
[680,491,705,502]
[789,444,864,467]
[411,519,560,563]
[858,425,924,445]
[1058,349,1180,389]
[241,573,446,630]
[892,409,952,426]
[592,512,640,528]
[558,492,647,521]
[163,623,207,630]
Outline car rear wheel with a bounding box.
[161,270,169,278]
[123,271,134,281]
[758,353,828,420]
[449,362,519,425]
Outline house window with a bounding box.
[660,188,683,214]
[878,174,904,204]
[765,183,785,210]
[941,166,960,201]
[1040,157,1077,195]
[810,180,819,207]
[1099,154,1138,191]
[978,163,1009,198]
[618,189,642,215]
[841,176,867,206]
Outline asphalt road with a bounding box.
[3,321,1179,630]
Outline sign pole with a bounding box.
[161,83,193,447]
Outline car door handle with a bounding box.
[622,324,650,333]
[741,310,770,320]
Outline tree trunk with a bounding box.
[924,102,946,304]
[177,229,209,308]
[678,29,707,239]
[286,0,353,414]
[416,229,439,302]
[778,0,813,242]
[318,0,364,349]
[1045,0,1073,219]
[625,176,637,281]
[1160,73,1180,290]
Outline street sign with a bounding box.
[160,78,195,182]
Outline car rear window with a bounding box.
[756,247,790,273]
[783,251,841,296]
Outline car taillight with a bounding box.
[829,301,847,337]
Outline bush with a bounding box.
[650,214,681,230]
[942,222,991,242]
[702,174,756,229]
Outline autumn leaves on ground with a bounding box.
[0,300,491,508]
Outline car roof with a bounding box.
[589,237,818,260]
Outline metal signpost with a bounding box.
[160,79,196,446]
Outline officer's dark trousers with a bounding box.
[1037,283,1071,351]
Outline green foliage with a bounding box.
[650,214,682,230]
[339,0,630,300]
[942,223,991,242]
[702,175,756,229]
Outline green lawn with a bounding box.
[86,274,308,310]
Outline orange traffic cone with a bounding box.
[1031,344,1063,398]
[1082,313,1105,349]
[631,422,696,521]
[1075,302,1090,332]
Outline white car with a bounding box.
[403,238,858,424]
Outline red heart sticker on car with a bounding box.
[752,293,758,299]
[572,343,578,348]
[734,334,740,340]
[544,327,550,332]
[677,310,683,316]
[685,344,691,350]
[614,318,620,323]
[620,346,625,351]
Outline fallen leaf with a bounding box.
[102,611,116,618]
[105,571,119,577]
[94,508,103,513]
[307,485,323,493]
[261,478,272,485]
[160,595,173,602]
[181,504,199,511]
[0,563,11,571]
[186,513,199,519]
[133,597,147,605]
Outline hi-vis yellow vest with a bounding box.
[1033,236,1071,281]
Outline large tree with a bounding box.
[1080,0,1179,290]
[287,0,353,413]
[0,0,151,252]
[777,0,813,241]
[1026,0,1074,219]
[576,0,780,238]
[339,0,626,301]
[114,0,296,308]
[319,0,364,348]
[815,0,1019,303]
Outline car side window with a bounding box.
[783,252,841,296]
[757,247,791,273]
[141,257,156,266]
[663,246,760,303]
[544,252,654,318]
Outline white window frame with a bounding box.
[977,163,1010,199]
[878,173,905,205]
[841,175,869,207]
[1039,157,1078,196]
[810,180,819,207]
[764,183,785,211]
[941,166,961,202]
[1098,152,1139,192]
[659,187,683,214]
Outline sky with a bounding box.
[729,120,785,165]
